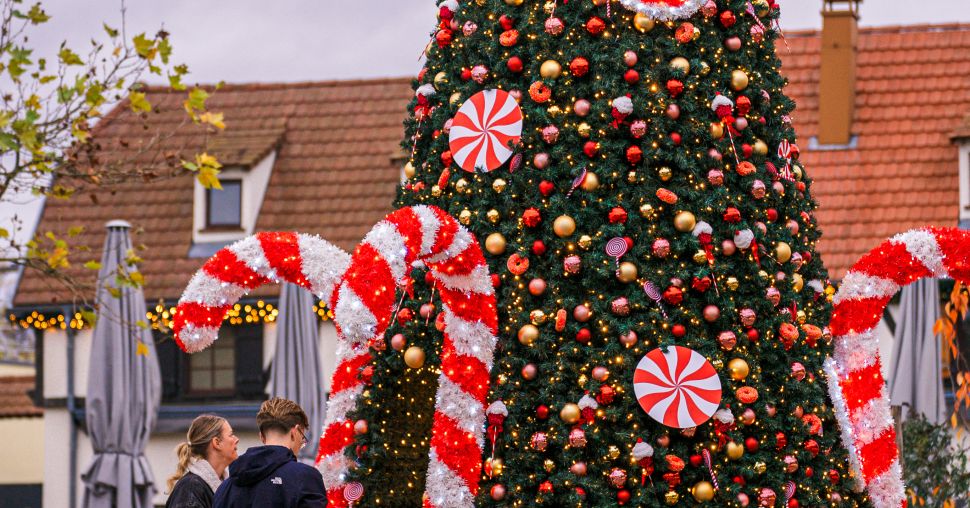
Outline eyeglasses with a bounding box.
[298,427,308,450]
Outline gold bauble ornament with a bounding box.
[665,491,680,505]
[455,178,469,192]
[547,105,562,116]
[693,249,707,264]
[540,59,562,79]
[504,0,523,5]
[543,1,556,14]
[758,270,770,281]
[492,178,507,193]
[640,204,657,220]
[674,211,697,232]
[450,92,462,105]
[796,310,807,324]
[560,403,581,424]
[775,242,792,263]
[581,171,599,191]
[633,12,655,32]
[753,0,770,16]
[431,185,442,197]
[403,161,416,179]
[458,209,472,225]
[486,209,500,223]
[487,457,504,476]
[518,324,539,345]
[578,235,592,250]
[530,310,546,325]
[792,273,804,293]
[433,71,448,88]
[726,276,740,290]
[731,69,750,91]
[692,481,715,502]
[793,166,804,180]
[577,374,588,387]
[754,461,767,474]
[485,233,507,255]
[544,459,555,472]
[698,61,711,76]
[658,166,673,181]
[617,262,638,283]
[726,441,745,460]
[728,358,750,381]
[608,445,621,460]
[404,346,426,369]
[577,122,592,138]
[670,57,690,74]
[709,121,725,139]
[627,171,638,183]
[753,138,769,155]
[553,215,576,237]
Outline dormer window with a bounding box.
[206,179,243,229]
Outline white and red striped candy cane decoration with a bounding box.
[777,139,794,181]
[317,205,498,508]
[172,232,350,353]
[825,227,970,508]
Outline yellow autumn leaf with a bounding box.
[199,111,225,130]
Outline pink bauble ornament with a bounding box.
[545,17,564,35]
[718,331,737,350]
[471,65,489,84]
[791,362,806,381]
[611,297,630,316]
[420,303,436,319]
[569,428,588,448]
[592,366,610,381]
[522,363,537,380]
[490,484,506,500]
[738,493,750,506]
[463,21,478,36]
[759,488,777,506]
[354,419,368,434]
[708,147,723,160]
[752,179,766,199]
[702,0,718,17]
[725,36,742,51]
[751,24,765,42]
[703,305,721,322]
[766,404,777,417]
[574,99,591,116]
[787,219,800,235]
[623,50,638,67]
[533,152,550,170]
[542,125,560,144]
[707,169,724,186]
[528,278,547,295]
[530,432,549,451]
[630,119,647,138]
[773,181,786,195]
[741,408,756,425]
[652,238,671,258]
[573,304,592,322]
[740,308,757,327]
[570,461,588,476]
[620,330,638,346]
[666,103,680,120]
[564,254,581,273]
[735,116,749,131]
[609,468,628,488]
[722,239,737,256]
[390,333,406,351]
[766,287,781,306]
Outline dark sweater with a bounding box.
[167,472,215,508]
[213,445,326,508]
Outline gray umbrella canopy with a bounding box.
[82,220,161,508]
[268,282,325,461]
[888,278,946,424]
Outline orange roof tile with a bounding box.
[13,24,970,306]
[0,376,42,418]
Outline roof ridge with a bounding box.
[142,76,414,94]
[785,21,970,38]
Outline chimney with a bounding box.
[817,0,860,145]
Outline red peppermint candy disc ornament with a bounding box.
[619,0,705,20]
[634,346,722,428]
[449,89,523,173]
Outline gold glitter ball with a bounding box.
[577,374,588,387]
[544,459,555,472]
[754,461,767,474]
[693,249,707,264]
[640,204,657,220]
[665,491,680,505]
[796,310,807,324]
[658,166,673,181]
[577,122,592,138]
[486,209,500,223]
[492,178,507,193]
[547,105,562,116]
[458,209,472,225]
[530,310,547,325]
[431,185,442,197]
[608,445,621,460]
[455,178,469,192]
[627,171,638,184]
[578,235,592,249]
[726,276,740,290]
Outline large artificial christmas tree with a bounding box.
[337,0,869,506]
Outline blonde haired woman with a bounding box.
[166,415,239,508]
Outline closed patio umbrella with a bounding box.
[81,220,161,507]
[268,282,324,462]
[888,278,946,424]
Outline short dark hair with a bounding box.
[256,397,309,436]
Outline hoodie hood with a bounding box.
[228,445,295,486]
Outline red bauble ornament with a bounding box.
[666,79,684,97]
[670,132,682,145]
[745,437,759,452]
[775,431,788,450]
[536,404,550,419]
[397,307,413,324]
[539,481,553,494]
[570,57,590,77]
[746,328,759,342]
[460,67,472,81]
[723,207,741,223]
[576,328,592,343]
[499,15,514,30]
[583,141,600,157]
[766,208,779,221]
[626,145,643,164]
[617,490,631,504]
[597,384,615,405]
[532,240,546,256]
[663,286,683,305]
[586,16,606,35]
[523,208,541,227]
[538,180,555,196]
[624,69,640,84]
[436,29,453,47]
[490,484,506,500]
[720,10,737,27]
[507,56,523,73]
[609,207,628,224]
[672,324,686,337]
[690,454,703,467]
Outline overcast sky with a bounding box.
[28,0,970,85]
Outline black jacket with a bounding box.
[213,445,326,508]
[167,472,215,508]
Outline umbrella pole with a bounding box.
[65,304,78,508]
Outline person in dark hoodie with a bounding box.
[213,397,327,507]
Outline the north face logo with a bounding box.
[271,477,282,485]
